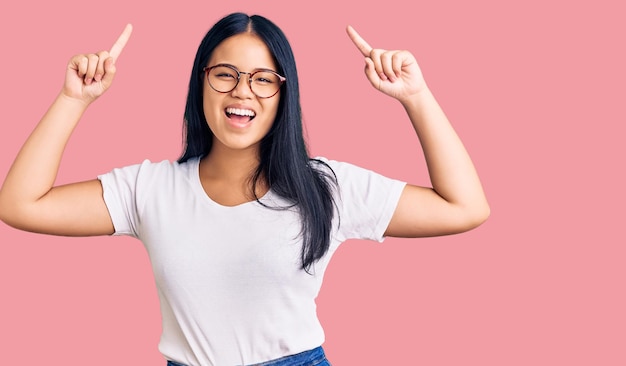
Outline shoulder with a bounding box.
[312,155,406,200]
[314,157,407,242]
[310,156,354,175]
[105,157,198,175]
[311,156,387,182]
[99,157,200,187]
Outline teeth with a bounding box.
[226,108,256,117]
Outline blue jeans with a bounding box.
[166,346,330,366]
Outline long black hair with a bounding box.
[178,13,337,272]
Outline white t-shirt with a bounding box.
[98,157,405,366]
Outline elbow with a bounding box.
[0,192,10,226]
[0,192,32,231]
[0,198,20,230]
[0,207,15,230]
[462,200,491,232]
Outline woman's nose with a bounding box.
[231,73,254,98]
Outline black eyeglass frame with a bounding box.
[202,63,286,99]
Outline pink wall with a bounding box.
[0,0,624,364]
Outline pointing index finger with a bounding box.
[346,25,372,57]
[109,24,133,60]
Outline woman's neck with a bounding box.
[201,146,259,181]
[198,144,268,206]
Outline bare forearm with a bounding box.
[402,87,489,213]
[0,94,87,207]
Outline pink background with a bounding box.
[1,0,624,365]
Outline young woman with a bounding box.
[0,12,489,366]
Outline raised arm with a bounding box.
[0,25,133,236]
[346,26,490,237]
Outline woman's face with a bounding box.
[203,33,281,155]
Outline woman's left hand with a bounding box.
[346,26,426,104]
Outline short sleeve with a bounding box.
[319,158,406,243]
[97,160,151,237]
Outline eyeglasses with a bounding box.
[203,64,286,99]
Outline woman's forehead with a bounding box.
[209,33,276,70]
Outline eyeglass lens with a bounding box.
[208,65,282,98]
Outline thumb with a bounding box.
[100,57,117,88]
[363,57,380,89]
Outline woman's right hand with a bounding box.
[62,24,133,104]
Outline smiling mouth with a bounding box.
[225,107,256,122]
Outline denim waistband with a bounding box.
[166,346,328,366]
